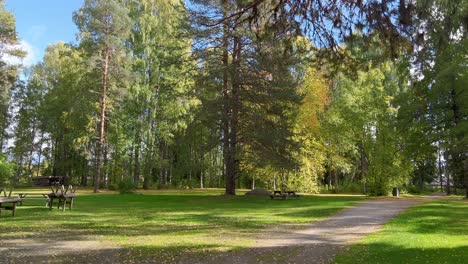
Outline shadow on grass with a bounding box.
[0,193,365,262]
[0,194,364,235]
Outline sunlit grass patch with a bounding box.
[334,199,468,264]
[0,189,364,260]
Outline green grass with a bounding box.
[334,199,468,264]
[0,188,364,261]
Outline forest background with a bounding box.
[0,0,466,197]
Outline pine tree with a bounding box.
[191,0,304,194]
[73,0,132,192]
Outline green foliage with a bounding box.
[0,0,25,149]
[292,67,330,193]
[0,154,15,186]
[322,55,413,196]
[116,179,137,194]
[2,0,466,197]
[403,184,436,195]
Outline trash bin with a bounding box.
[392,187,400,197]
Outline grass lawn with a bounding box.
[0,188,364,261]
[334,199,468,264]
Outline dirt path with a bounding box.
[0,234,124,263]
[197,196,445,264]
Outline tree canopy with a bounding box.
[2,0,466,197]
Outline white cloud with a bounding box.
[28,24,47,42]
[2,40,36,66]
[20,40,36,65]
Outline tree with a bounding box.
[322,47,413,195]
[404,0,468,197]
[0,0,25,150]
[10,66,45,179]
[292,67,329,193]
[39,42,94,184]
[123,0,197,189]
[191,0,305,195]
[73,0,132,192]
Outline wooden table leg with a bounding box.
[62,198,66,211]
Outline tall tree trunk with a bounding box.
[143,142,153,190]
[0,108,8,152]
[226,33,242,195]
[103,143,108,189]
[438,145,443,192]
[221,0,236,195]
[450,85,465,197]
[446,171,451,195]
[333,170,339,193]
[36,130,44,177]
[133,125,141,185]
[95,46,110,193]
[464,158,468,198]
[27,118,37,177]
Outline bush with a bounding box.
[404,184,437,194]
[117,179,137,194]
[0,155,15,187]
[108,183,117,191]
[340,181,364,194]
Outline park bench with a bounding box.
[16,192,50,206]
[270,190,300,200]
[48,185,76,211]
[0,188,21,217]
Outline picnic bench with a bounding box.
[0,188,21,216]
[270,190,300,200]
[31,176,64,187]
[285,190,300,198]
[48,185,77,211]
[16,192,50,206]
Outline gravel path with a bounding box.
[0,235,124,263]
[197,196,445,264]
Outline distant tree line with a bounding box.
[0,0,466,197]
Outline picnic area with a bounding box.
[1,0,467,263]
[1,188,466,263]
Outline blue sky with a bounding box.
[5,0,84,65]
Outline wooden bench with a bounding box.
[16,193,50,206]
[48,185,76,211]
[0,188,21,216]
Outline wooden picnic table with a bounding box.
[1,188,21,217]
[0,197,21,216]
[286,190,300,198]
[16,192,50,206]
[270,190,300,200]
[48,185,77,211]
